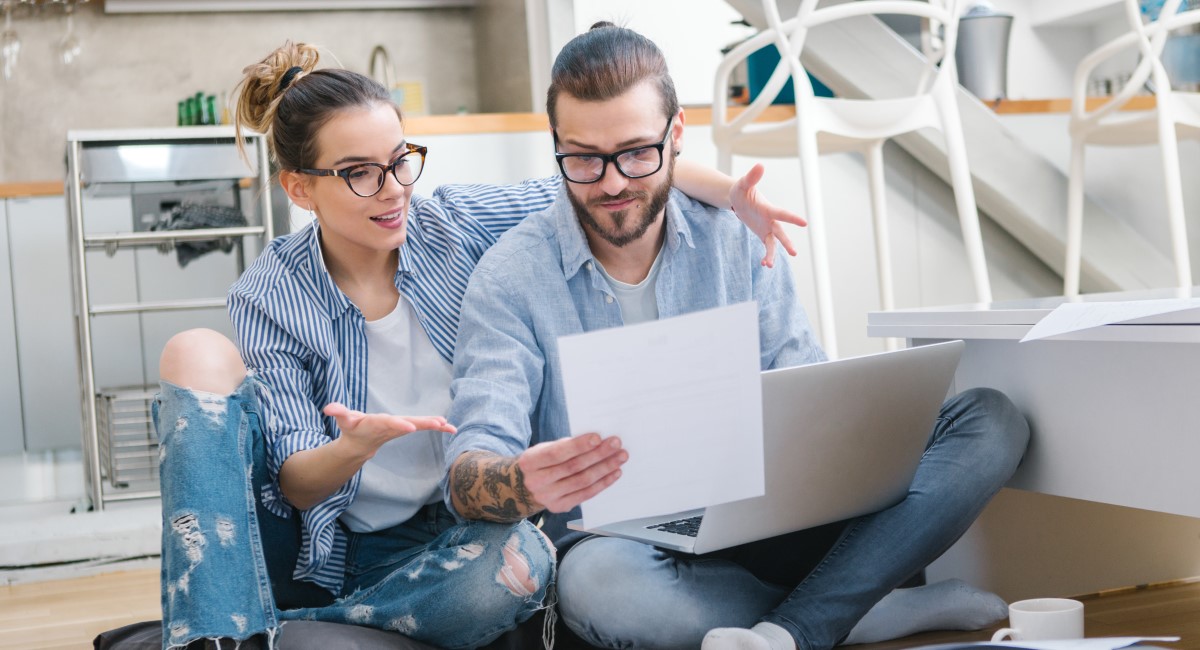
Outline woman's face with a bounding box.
[284,102,415,259]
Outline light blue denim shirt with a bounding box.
[444,186,826,543]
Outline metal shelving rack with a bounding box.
[65,126,274,510]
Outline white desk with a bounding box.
[868,287,1200,519]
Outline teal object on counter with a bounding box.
[747,45,834,104]
[1139,0,1199,19]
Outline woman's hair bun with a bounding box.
[234,41,321,135]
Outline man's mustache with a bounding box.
[588,191,647,208]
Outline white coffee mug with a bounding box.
[991,598,1085,642]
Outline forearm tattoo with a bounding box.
[450,451,540,523]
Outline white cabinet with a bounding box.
[7,196,85,452]
[0,201,25,455]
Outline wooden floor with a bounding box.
[1,569,1197,649]
[0,569,159,650]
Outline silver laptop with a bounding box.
[567,340,964,554]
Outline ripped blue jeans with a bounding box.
[155,377,555,650]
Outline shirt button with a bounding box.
[586,262,594,271]
[605,296,614,304]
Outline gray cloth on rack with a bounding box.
[150,203,247,267]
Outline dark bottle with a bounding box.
[194,92,207,125]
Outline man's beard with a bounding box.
[568,161,674,248]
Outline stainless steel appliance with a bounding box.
[65,126,274,510]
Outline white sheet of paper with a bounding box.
[983,637,1179,650]
[1020,298,1200,342]
[556,301,764,530]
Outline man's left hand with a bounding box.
[730,163,808,268]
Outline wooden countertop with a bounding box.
[0,181,66,199]
[398,104,798,134]
[991,96,1157,114]
[0,99,1150,199]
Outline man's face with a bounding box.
[554,81,683,248]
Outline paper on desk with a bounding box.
[556,301,764,530]
[983,638,1180,650]
[1020,298,1200,342]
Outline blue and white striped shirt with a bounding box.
[227,177,560,593]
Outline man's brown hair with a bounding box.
[546,21,680,128]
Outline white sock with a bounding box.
[843,578,1008,645]
[702,622,797,650]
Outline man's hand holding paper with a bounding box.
[556,301,765,529]
[516,433,627,514]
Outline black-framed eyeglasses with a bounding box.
[292,142,427,198]
[554,118,673,184]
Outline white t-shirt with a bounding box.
[596,249,664,325]
[340,297,453,533]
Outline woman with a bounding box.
[155,41,804,650]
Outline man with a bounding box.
[443,23,1029,650]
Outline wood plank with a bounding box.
[0,569,158,649]
[0,182,64,199]
[992,96,1158,114]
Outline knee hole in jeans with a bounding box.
[497,532,538,597]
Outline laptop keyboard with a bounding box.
[647,515,703,537]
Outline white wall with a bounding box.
[528,0,754,109]
[0,4,479,182]
[569,0,752,106]
[991,0,1096,98]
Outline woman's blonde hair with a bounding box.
[232,41,398,171]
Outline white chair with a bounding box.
[1064,0,1200,297]
[713,0,992,358]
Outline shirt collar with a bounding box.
[303,220,406,319]
[555,185,696,280]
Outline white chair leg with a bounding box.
[1064,138,1087,298]
[865,140,898,351]
[797,126,838,359]
[716,144,733,176]
[1157,116,1193,290]
[938,84,993,304]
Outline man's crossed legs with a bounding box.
[557,387,1030,650]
